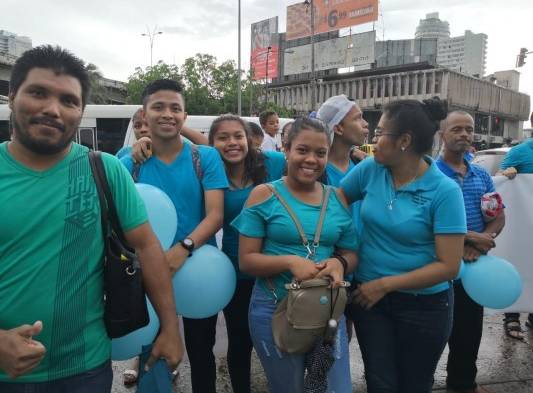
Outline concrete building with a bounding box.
[437,30,487,77]
[415,12,450,40]
[0,53,127,103]
[0,30,31,58]
[375,38,438,68]
[267,63,530,145]
[415,13,487,77]
[485,70,521,91]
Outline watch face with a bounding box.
[183,238,194,248]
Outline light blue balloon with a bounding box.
[135,183,177,250]
[461,255,522,309]
[111,299,160,361]
[173,245,237,319]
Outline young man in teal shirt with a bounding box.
[0,46,182,392]
[120,79,228,393]
[316,94,369,187]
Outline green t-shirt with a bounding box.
[0,142,147,382]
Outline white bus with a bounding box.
[0,104,291,152]
[0,104,139,152]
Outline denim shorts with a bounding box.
[248,284,353,393]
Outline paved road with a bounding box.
[111,314,533,392]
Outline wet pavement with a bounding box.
[111,314,533,392]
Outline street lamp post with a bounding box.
[141,26,163,67]
[237,0,242,115]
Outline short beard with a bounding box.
[12,115,74,155]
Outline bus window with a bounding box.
[77,127,97,150]
[96,117,130,154]
[0,120,9,143]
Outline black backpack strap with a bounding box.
[190,144,204,181]
[88,151,128,244]
[89,151,110,249]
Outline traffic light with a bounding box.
[517,48,528,67]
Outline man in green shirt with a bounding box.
[0,45,183,392]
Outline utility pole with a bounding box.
[237,0,242,115]
[306,0,317,111]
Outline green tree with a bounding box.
[125,55,279,117]
[181,54,218,115]
[85,63,108,104]
[126,62,182,104]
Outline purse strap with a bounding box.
[88,151,128,245]
[266,183,331,259]
[264,182,331,302]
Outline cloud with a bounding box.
[0,0,531,106]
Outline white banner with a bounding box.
[283,30,375,76]
[488,174,533,313]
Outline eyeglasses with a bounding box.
[374,127,398,139]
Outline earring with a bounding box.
[401,146,406,152]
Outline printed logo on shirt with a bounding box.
[411,194,431,206]
[65,157,98,229]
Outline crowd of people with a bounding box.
[0,44,530,393]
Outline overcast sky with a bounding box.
[2,0,532,119]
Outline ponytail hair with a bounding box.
[382,97,447,155]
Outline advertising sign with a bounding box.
[251,17,279,80]
[284,30,375,76]
[286,0,379,41]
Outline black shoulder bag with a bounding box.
[89,151,149,338]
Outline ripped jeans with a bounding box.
[248,284,352,393]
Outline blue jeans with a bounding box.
[248,284,352,393]
[0,361,112,393]
[347,287,453,393]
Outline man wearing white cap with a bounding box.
[317,95,369,186]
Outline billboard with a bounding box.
[251,17,279,80]
[284,30,376,76]
[286,0,378,41]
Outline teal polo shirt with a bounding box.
[500,138,533,173]
[340,156,467,294]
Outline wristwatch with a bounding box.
[179,238,195,256]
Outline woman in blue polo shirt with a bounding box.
[340,98,467,393]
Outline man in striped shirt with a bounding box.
[436,111,506,393]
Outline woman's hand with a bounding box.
[132,136,152,163]
[316,258,345,288]
[288,256,322,281]
[352,278,390,309]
